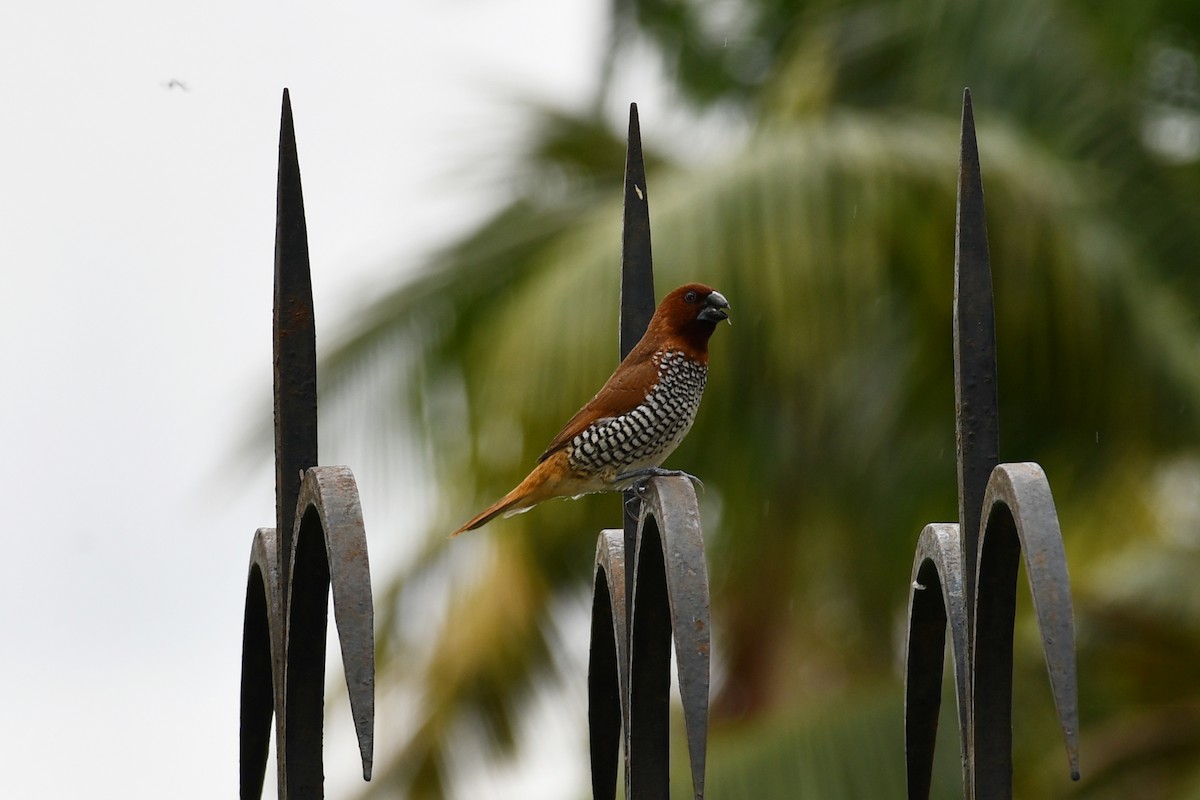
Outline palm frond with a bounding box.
[327,106,1200,794]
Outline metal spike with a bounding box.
[620,102,656,622]
[620,102,655,360]
[274,88,318,585]
[954,87,1000,620]
[973,464,1080,791]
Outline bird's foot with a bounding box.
[616,467,705,494]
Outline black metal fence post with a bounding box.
[902,89,1081,799]
[238,89,376,800]
[588,104,713,800]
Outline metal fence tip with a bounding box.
[960,91,978,147]
[625,103,643,169]
[620,99,655,359]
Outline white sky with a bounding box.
[0,2,630,796]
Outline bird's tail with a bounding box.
[450,489,530,536]
[450,453,571,536]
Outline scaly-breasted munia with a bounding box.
[452,283,730,535]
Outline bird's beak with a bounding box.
[698,291,730,323]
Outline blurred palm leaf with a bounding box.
[308,0,1200,796]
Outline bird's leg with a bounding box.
[615,467,705,493]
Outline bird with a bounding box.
[452,283,730,536]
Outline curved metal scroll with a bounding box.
[240,468,375,797]
[588,477,711,800]
[238,89,374,799]
[282,467,376,790]
[632,477,711,799]
[589,530,627,800]
[973,463,1079,793]
[904,523,971,797]
[241,529,284,798]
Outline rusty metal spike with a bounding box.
[274,88,318,585]
[637,477,711,799]
[588,531,628,800]
[904,523,972,799]
[954,87,1000,620]
[973,464,1080,792]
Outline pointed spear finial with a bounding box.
[273,88,318,585]
[953,87,1000,615]
[620,102,656,359]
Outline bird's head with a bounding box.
[650,283,730,356]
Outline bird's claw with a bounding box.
[615,467,705,494]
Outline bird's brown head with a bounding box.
[648,283,730,359]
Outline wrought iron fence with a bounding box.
[236,89,1080,800]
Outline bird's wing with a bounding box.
[537,348,660,462]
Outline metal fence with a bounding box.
[237,89,1079,799]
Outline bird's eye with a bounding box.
[684,290,698,303]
